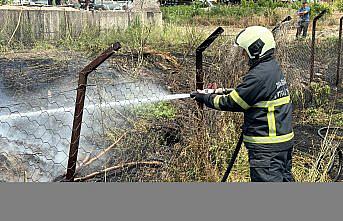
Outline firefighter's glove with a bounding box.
[214,88,234,95]
[190,91,206,103]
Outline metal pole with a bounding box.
[66,42,121,182]
[195,27,224,110]
[271,15,292,34]
[310,10,327,84]
[336,17,343,87]
[195,52,204,110]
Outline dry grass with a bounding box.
[1,20,341,182]
[293,128,341,182]
[80,23,341,183]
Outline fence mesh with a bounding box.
[0,18,342,182]
[0,51,83,182]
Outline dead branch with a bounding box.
[7,9,23,46]
[80,132,127,168]
[74,161,163,182]
[53,133,127,182]
[143,47,180,68]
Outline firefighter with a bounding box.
[191,26,294,182]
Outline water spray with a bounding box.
[0,93,191,121]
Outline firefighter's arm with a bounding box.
[192,92,245,112]
[192,73,265,112]
[191,87,245,112]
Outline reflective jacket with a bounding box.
[202,55,293,152]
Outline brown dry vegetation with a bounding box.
[80,22,341,182]
[0,12,342,182]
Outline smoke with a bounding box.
[0,51,193,182]
[0,73,187,181]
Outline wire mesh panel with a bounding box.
[0,91,75,182]
[313,36,340,86]
[0,51,82,182]
[0,51,189,182]
[74,75,176,182]
[281,16,340,87]
[273,20,312,88]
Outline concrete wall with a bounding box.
[132,0,160,12]
[0,5,162,41]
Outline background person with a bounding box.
[296,1,311,38]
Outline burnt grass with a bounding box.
[0,46,342,182]
[292,85,342,150]
[0,51,84,99]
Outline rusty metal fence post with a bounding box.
[336,16,343,87]
[195,27,224,111]
[272,15,292,33]
[65,42,121,182]
[310,10,327,84]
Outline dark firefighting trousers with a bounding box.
[247,148,294,182]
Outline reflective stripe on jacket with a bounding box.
[202,55,293,151]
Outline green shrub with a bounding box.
[291,2,333,19]
[334,0,343,12]
[291,87,307,108]
[241,0,248,8]
[311,2,333,16]
[161,4,204,24]
[291,1,302,10]
[257,0,287,9]
[248,0,255,8]
[161,4,281,25]
[208,5,260,17]
[310,82,331,107]
[134,102,176,120]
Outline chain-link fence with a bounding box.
[0,14,342,182]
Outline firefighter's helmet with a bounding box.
[234,26,276,60]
